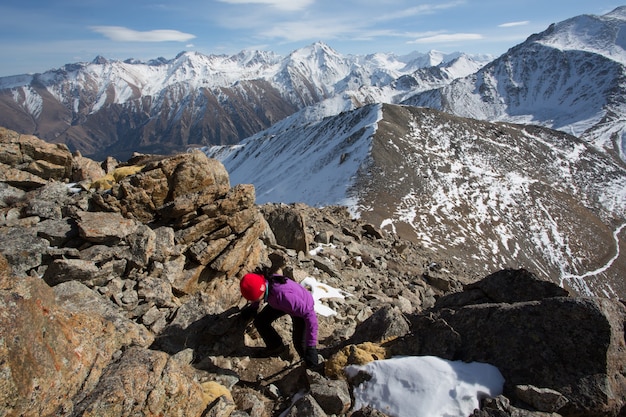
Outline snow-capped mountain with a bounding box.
[404,6,626,163]
[0,43,486,160]
[204,103,626,299]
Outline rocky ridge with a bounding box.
[0,127,625,417]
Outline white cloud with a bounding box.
[409,33,483,44]
[377,1,466,22]
[260,18,355,41]
[90,26,196,42]
[216,0,314,11]
[498,21,530,28]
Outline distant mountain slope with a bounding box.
[205,103,626,299]
[404,6,626,163]
[0,44,484,160]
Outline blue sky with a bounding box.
[0,1,621,76]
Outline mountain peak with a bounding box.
[91,55,109,65]
[604,5,626,20]
[534,6,626,65]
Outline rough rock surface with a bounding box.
[0,128,624,417]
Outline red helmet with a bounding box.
[240,273,267,301]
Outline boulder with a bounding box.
[393,269,626,417]
[0,182,26,208]
[0,226,50,276]
[36,218,79,246]
[0,273,151,417]
[0,127,73,181]
[0,161,49,189]
[71,153,106,182]
[96,151,231,222]
[350,305,410,345]
[284,394,328,417]
[43,258,105,286]
[435,268,570,308]
[70,346,211,417]
[262,203,310,253]
[307,370,352,415]
[75,210,139,244]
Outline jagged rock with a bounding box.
[36,218,79,246]
[175,214,229,245]
[142,305,169,333]
[210,217,268,276]
[515,385,569,413]
[70,346,211,417]
[435,268,570,308]
[0,182,25,208]
[471,395,562,417]
[0,127,73,180]
[0,161,49,189]
[159,255,188,292]
[314,230,334,244]
[350,305,410,345]
[71,152,106,182]
[137,275,175,308]
[97,150,231,222]
[78,243,128,263]
[151,226,182,261]
[312,255,342,278]
[361,223,384,239]
[0,226,49,276]
[284,394,328,417]
[262,203,310,252]
[43,258,106,286]
[153,296,248,359]
[75,210,139,244]
[0,273,151,417]
[306,370,352,415]
[189,236,233,265]
[202,383,237,417]
[53,280,154,347]
[394,269,626,417]
[127,224,157,268]
[232,388,269,417]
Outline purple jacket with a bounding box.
[267,278,318,347]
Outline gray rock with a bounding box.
[75,210,139,244]
[137,275,174,307]
[308,376,351,415]
[0,226,49,276]
[350,305,410,345]
[401,291,626,417]
[53,280,153,348]
[127,224,156,268]
[69,346,209,417]
[262,203,310,252]
[43,258,107,286]
[285,394,328,417]
[0,182,25,208]
[37,218,78,246]
[23,181,72,220]
[515,384,569,413]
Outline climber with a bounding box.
[239,271,319,367]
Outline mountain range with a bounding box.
[404,6,626,164]
[0,7,625,299]
[200,7,626,299]
[0,42,488,160]
[204,102,626,299]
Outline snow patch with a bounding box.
[300,276,352,317]
[346,356,505,417]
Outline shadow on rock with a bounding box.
[150,306,252,364]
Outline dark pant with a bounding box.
[254,305,306,358]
